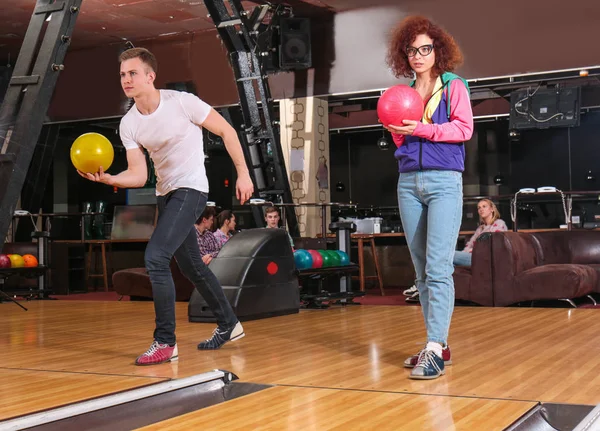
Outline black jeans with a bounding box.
[145,188,237,345]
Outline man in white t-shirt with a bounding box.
[78,47,254,366]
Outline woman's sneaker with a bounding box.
[403,285,418,296]
[409,349,445,380]
[135,341,178,366]
[404,345,452,368]
[197,321,245,350]
[405,293,420,303]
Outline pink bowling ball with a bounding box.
[0,254,11,268]
[377,84,424,127]
[307,250,323,268]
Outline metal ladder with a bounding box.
[0,0,81,250]
[204,0,300,236]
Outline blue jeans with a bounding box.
[453,250,472,267]
[397,170,463,345]
[146,188,238,345]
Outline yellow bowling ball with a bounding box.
[70,132,114,174]
[8,254,25,268]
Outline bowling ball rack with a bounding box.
[0,266,51,311]
[297,264,364,309]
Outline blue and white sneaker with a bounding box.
[409,349,445,380]
[197,321,245,350]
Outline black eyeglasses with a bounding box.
[406,44,434,58]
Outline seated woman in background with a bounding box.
[453,198,507,267]
[214,210,236,247]
[195,206,222,265]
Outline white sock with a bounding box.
[426,341,443,358]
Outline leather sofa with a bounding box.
[453,231,600,306]
[112,259,195,301]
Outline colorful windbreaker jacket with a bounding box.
[392,72,474,173]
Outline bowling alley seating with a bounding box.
[112,260,195,301]
[453,231,600,306]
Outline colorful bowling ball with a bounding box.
[22,254,38,268]
[8,254,25,268]
[318,250,332,267]
[325,250,341,267]
[307,250,323,268]
[0,254,10,268]
[335,250,350,266]
[294,249,313,270]
[377,84,424,127]
[70,132,114,174]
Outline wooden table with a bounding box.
[351,231,475,295]
[52,239,150,292]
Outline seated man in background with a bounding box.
[195,206,222,265]
[214,210,236,247]
[264,206,294,249]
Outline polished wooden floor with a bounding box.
[141,387,536,431]
[1,300,599,429]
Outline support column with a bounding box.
[280,97,330,238]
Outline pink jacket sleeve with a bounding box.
[413,80,474,143]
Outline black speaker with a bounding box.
[188,228,300,322]
[279,18,312,70]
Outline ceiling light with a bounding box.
[377,137,390,150]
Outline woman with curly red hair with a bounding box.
[383,16,474,380]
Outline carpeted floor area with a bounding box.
[48,288,416,305]
[42,288,600,309]
[50,291,130,301]
[48,288,414,304]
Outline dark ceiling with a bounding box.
[0,0,366,64]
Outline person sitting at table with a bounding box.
[264,206,294,249]
[213,210,236,247]
[195,206,222,265]
[404,199,507,300]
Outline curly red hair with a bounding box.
[387,16,463,79]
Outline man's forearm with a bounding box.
[108,169,147,188]
[221,129,249,175]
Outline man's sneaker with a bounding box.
[135,341,178,366]
[409,349,445,380]
[404,344,452,368]
[197,321,245,350]
[403,285,418,296]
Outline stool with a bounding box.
[354,236,385,296]
[85,240,113,292]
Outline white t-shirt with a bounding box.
[119,89,211,196]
